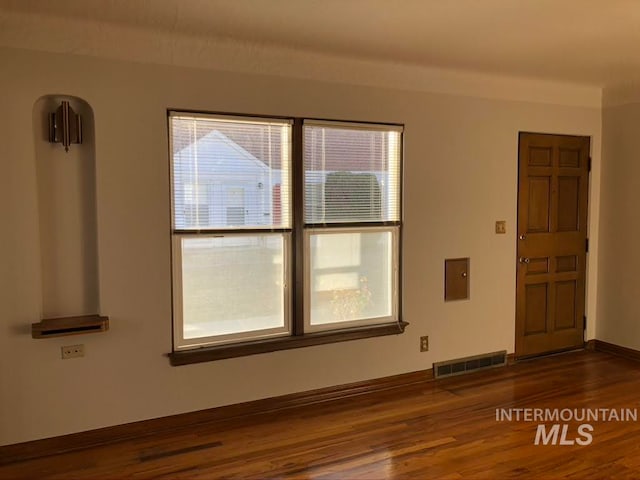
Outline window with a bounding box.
[170,113,292,349]
[303,121,401,332]
[169,112,404,363]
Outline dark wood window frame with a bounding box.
[168,114,406,366]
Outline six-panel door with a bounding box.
[516,133,590,358]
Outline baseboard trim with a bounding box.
[590,339,640,362]
[1,351,518,465]
[1,367,433,465]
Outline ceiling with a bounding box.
[2,0,640,87]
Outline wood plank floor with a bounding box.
[3,350,640,479]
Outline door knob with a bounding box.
[519,234,526,240]
[519,257,530,264]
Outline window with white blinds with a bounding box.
[170,113,293,350]
[302,121,402,332]
[304,121,402,224]
[169,112,404,356]
[171,114,291,230]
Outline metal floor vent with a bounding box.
[433,350,507,379]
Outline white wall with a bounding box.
[597,97,640,348]
[0,46,601,446]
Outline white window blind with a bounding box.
[303,122,402,224]
[170,114,292,230]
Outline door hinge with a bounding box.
[583,315,587,330]
[588,157,592,172]
[585,238,589,253]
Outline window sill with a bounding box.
[168,321,408,366]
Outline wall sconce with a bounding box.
[49,100,82,152]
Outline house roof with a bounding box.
[176,130,270,172]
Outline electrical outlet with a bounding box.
[61,344,85,359]
[420,336,429,352]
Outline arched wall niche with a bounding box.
[31,95,108,336]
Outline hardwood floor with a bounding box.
[2,350,640,479]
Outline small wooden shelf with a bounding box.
[32,315,109,339]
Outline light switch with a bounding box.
[495,220,506,234]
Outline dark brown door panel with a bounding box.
[516,133,589,358]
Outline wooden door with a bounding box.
[516,133,590,358]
